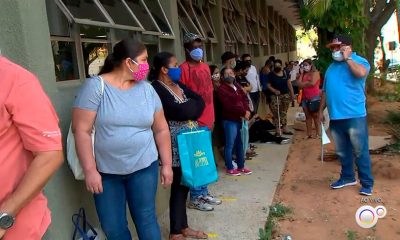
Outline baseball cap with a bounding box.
[183,32,202,44]
[326,34,352,48]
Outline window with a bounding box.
[51,40,80,81]
[192,3,217,41]
[60,0,109,23]
[80,25,111,77]
[144,0,174,36]
[230,0,243,14]
[178,1,203,37]
[97,0,142,28]
[124,0,160,33]
[47,0,80,81]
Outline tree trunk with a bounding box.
[365,30,377,93]
[397,1,400,43]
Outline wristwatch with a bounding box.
[0,213,15,229]
[345,57,352,61]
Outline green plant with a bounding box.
[346,230,358,240]
[258,204,292,240]
[269,204,292,218]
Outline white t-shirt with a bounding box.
[246,65,261,93]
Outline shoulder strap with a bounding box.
[98,76,105,96]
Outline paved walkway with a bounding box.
[159,140,292,239]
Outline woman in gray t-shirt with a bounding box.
[72,39,173,240]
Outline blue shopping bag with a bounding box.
[177,128,218,188]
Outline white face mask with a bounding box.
[332,51,344,62]
[303,65,311,72]
[211,73,220,81]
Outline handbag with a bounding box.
[177,126,218,188]
[66,77,104,180]
[72,208,99,240]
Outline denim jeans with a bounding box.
[189,185,209,201]
[94,161,161,240]
[223,120,245,170]
[330,117,374,188]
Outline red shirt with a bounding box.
[217,82,250,121]
[301,73,320,100]
[0,57,62,240]
[180,61,214,129]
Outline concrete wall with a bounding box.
[0,0,298,239]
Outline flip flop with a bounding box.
[170,234,186,240]
[182,228,208,239]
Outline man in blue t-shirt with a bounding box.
[320,34,374,196]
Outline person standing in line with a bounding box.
[0,56,64,240]
[242,54,261,113]
[73,39,173,240]
[267,59,295,136]
[217,67,253,176]
[260,58,275,111]
[297,59,321,138]
[179,33,221,212]
[221,51,237,71]
[320,34,374,196]
[150,52,208,240]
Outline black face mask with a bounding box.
[274,67,282,72]
[245,60,252,65]
[223,76,235,83]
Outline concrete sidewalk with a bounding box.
[159,140,292,239]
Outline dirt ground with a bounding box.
[272,97,400,240]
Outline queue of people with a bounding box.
[0,33,374,240]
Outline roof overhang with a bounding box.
[266,0,303,29]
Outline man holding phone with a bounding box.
[319,34,374,196]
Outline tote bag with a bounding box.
[177,128,218,188]
[66,77,104,180]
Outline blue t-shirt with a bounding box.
[323,53,370,120]
[74,76,162,174]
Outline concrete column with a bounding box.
[213,0,225,63]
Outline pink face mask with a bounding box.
[130,60,149,81]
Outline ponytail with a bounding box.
[99,53,116,75]
[98,38,146,75]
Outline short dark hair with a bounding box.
[220,66,232,76]
[221,51,236,64]
[234,60,251,72]
[274,59,283,65]
[268,56,276,62]
[241,53,251,60]
[209,65,218,75]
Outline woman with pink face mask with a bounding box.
[297,58,321,139]
[72,39,173,240]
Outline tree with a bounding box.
[301,0,396,91]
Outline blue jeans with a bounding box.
[223,120,245,170]
[94,161,161,240]
[189,185,209,201]
[330,117,374,188]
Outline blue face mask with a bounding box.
[167,67,181,83]
[189,48,203,62]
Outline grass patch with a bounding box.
[385,110,400,152]
[346,230,358,240]
[259,204,292,240]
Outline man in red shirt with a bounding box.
[0,56,64,240]
[179,33,221,211]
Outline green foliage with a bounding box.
[258,204,292,240]
[301,0,368,74]
[346,230,358,240]
[269,203,292,218]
